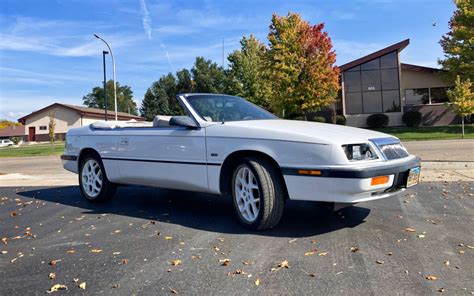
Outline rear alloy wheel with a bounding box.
[231,157,285,230]
[79,154,116,202]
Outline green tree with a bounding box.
[192,57,226,93]
[140,88,164,121]
[447,76,474,138]
[227,35,272,110]
[48,112,56,154]
[82,80,138,115]
[176,69,195,93]
[439,0,474,83]
[0,119,21,129]
[266,13,340,118]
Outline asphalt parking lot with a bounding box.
[1,182,473,295]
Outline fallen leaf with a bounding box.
[242,261,252,265]
[49,259,61,266]
[191,255,201,260]
[121,259,129,265]
[404,228,416,232]
[170,287,178,294]
[467,245,474,250]
[227,269,247,276]
[417,234,426,239]
[9,212,17,217]
[219,258,231,266]
[213,246,220,251]
[350,247,359,253]
[73,278,79,283]
[438,287,445,292]
[164,236,173,240]
[90,249,103,253]
[66,249,75,254]
[49,273,56,280]
[47,284,67,293]
[288,238,297,244]
[255,278,260,286]
[444,261,450,266]
[113,230,121,234]
[318,252,328,256]
[1,237,7,245]
[111,284,119,289]
[278,260,289,268]
[308,273,317,277]
[78,282,86,290]
[426,275,438,281]
[304,251,314,256]
[376,260,384,264]
[1,250,7,254]
[217,237,224,242]
[113,252,121,255]
[171,259,182,266]
[459,250,465,255]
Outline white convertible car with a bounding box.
[62,94,421,230]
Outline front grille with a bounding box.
[370,137,409,160]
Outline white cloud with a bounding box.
[139,0,152,39]
[0,33,140,57]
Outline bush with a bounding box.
[402,111,422,127]
[10,137,22,145]
[367,114,389,128]
[311,116,326,123]
[335,115,346,125]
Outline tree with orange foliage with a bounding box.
[266,13,340,118]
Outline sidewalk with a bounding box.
[403,139,474,162]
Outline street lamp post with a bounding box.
[94,34,118,121]
[102,50,109,121]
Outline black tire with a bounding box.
[230,157,285,230]
[79,153,116,202]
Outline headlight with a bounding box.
[342,143,378,161]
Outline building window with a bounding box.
[343,50,401,115]
[405,87,449,105]
[39,126,47,130]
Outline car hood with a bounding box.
[205,119,394,145]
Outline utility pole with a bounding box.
[94,34,118,121]
[102,50,109,121]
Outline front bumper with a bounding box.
[282,156,421,203]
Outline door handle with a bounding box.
[120,137,129,145]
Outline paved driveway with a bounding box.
[0,182,473,295]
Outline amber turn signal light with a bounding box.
[371,175,389,186]
[297,170,321,176]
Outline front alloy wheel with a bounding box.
[231,157,285,230]
[234,166,260,222]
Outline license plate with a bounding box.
[406,167,421,188]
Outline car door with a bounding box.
[115,126,209,192]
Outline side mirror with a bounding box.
[169,116,198,129]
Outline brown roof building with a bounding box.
[337,39,454,127]
[15,103,143,142]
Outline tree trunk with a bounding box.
[462,116,465,139]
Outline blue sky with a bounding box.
[0,0,455,120]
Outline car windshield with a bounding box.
[185,94,277,122]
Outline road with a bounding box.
[0,183,473,295]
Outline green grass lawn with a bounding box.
[0,142,65,158]
[371,124,474,141]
